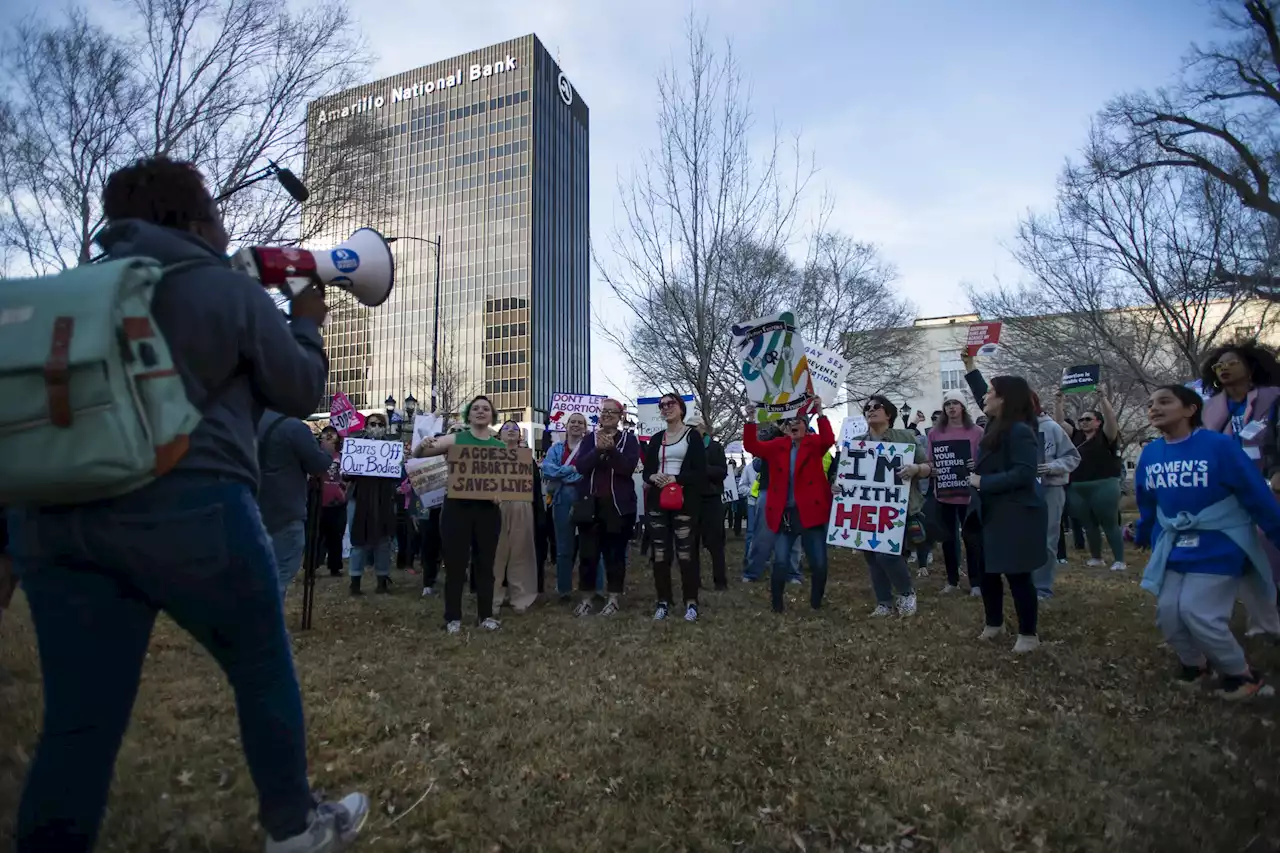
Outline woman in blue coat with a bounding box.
[967,375,1048,653]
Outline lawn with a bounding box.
[1,540,1278,853]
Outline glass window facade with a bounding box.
[303,35,589,423]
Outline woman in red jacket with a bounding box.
[743,406,835,613]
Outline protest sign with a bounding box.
[635,394,697,439]
[329,391,366,436]
[549,392,608,431]
[725,440,744,456]
[1061,364,1100,394]
[446,445,534,501]
[340,437,404,478]
[405,456,448,509]
[965,322,1002,357]
[722,471,739,504]
[412,414,443,450]
[930,439,971,499]
[827,439,913,555]
[804,344,851,407]
[840,416,868,450]
[731,311,821,422]
[1185,378,1212,401]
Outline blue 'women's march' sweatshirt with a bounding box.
[1134,428,1280,575]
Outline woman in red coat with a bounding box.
[743,407,835,612]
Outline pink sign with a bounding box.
[329,391,366,436]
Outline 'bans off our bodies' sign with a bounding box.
[340,438,404,478]
[446,445,534,502]
[827,439,913,555]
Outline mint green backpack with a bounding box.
[0,257,207,506]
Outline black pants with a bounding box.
[417,508,442,588]
[395,508,418,568]
[440,499,501,624]
[733,498,747,535]
[938,501,983,588]
[578,499,634,594]
[318,505,348,575]
[648,507,700,604]
[1057,509,1070,561]
[696,497,727,589]
[981,572,1037,636]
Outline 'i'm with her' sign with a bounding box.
[827,439,914,554]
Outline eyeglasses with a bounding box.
[658,400,679,409]
[863,403,883,413]
[1212,359,1243,372]
[601,409,622,416]
[1077,416,1096,423]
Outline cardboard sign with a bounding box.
[803,344,851,407]
[405,456,448,509]
[827,439,913,555]
[930,439,971,499]
[446,445,534,501]
[731,311,821,422]
[721,470,739,504]
[330,391,366,436]
[965,322,1002,357]
[340,437,404,478]
[549,392,608,432]
[635,394,697,439]
[1061,364,1100,394]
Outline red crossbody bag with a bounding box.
[658,433,685,510]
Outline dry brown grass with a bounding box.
[2,541,1279,853]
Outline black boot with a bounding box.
[349,575,362,596]
[376,576,390,594]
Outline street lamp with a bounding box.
[405,394,418,419]
[385,234,444,413]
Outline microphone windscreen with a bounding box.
[276,169,310,203]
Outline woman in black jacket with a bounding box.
[642,394,707,622]
[967,375,1048,653]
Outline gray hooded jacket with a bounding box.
[1037,414,1081,487]
[97,219,328,489]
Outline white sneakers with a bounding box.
[1109,562,1127,572]
[573,599,593,617]
[480,617,501,631]
[264,793,370,853]
[978,625,1004,640]
[896,594,917,617]
[969,587,982,598]
[940,584,960,595]
[869,604,893,618]
[1013,635,1040,654]
[445,620,461,635]
[1085,558,1104,568]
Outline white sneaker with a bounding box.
[1056,558,1068,565]
[896,593,917,617]
[940,584,960,595]
[573,599,593,617]
[978,625,1003,640]
[1013,634,1041,654]
[870,604,893,618]
[265,792,369,853]
[927,552,934,566]
[1109,561,1127,572]
[684,602,699,622]
[480,617,501,631]
[916,567,929,578]
[600,597,619,616]
[1085,558,1104,568]
[654,602,669,621]
[445,620,461,635]
[421,586,435,597]
[969,587,982,598]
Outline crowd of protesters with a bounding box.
[3,155,1280,853]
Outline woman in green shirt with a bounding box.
[412,395,504,634]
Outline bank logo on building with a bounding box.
[314,55,521,126]
[557,72,574,106]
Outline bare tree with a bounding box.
[0,0,387,275]
[597,15,814,439]
[406,334,480,427]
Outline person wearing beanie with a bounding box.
[925,390,986,594]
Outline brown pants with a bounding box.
[494,500,538,612]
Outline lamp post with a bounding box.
[405,393,418,421]
[385,234,443,414]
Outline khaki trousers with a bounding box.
[494,500,538,611]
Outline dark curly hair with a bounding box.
[1199,339,1280,392]
[102,156,214,231]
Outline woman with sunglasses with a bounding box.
[642,394,707,622]
[1055,386,1125,572]
[971,376,1048,652]
[848,396,927,617]
[1199,340,1280,636]
[571,400,641,616]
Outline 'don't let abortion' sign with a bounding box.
[340,438,404,478]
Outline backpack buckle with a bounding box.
[45,316,74,428]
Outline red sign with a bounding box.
[965,322,1002,357]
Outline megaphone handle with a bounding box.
[282,276,318,297]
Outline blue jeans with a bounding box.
[270,520,307,599]
[8,476,313,850]
[745,493,801,581]
[349,536,392,577]
[771,524,829,610]
[551,491,605,594]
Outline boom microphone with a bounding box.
[230,227,395,307]
[275,168,310,203]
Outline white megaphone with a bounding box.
[230,228,395,307]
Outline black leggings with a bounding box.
[318,505,347,574]
[981,573,1038,636]
[696,497,727,589]
[938,501,983,588]
[648,507,700,604]
[578,500,634,594]
[440,499,500,624]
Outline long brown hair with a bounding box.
[980,375,1038,451]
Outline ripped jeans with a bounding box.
[648,507,700,604]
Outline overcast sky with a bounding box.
[7,0,1214,404]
